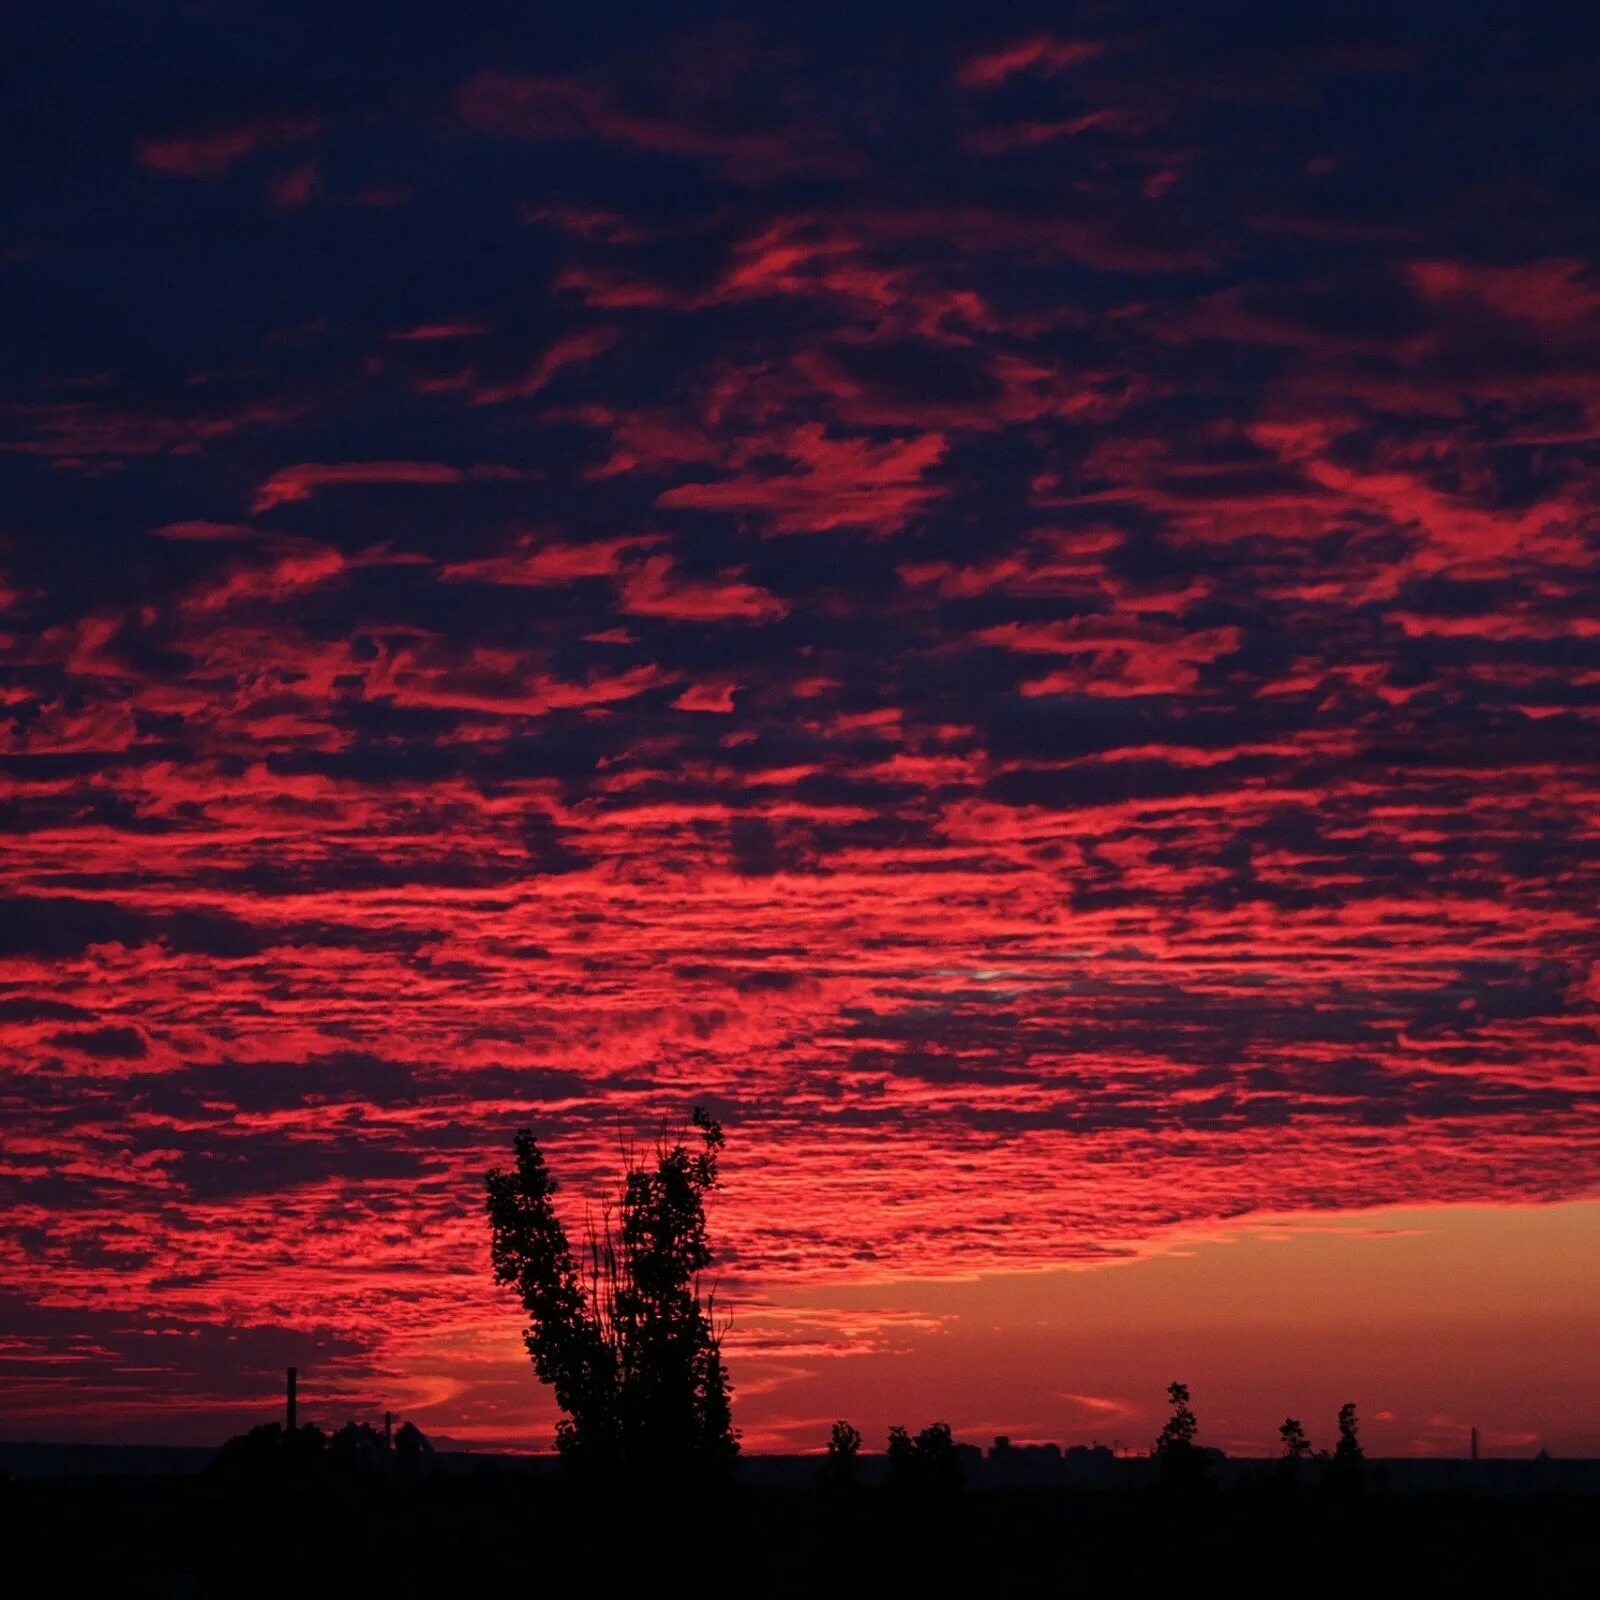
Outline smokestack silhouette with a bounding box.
[286,1367,298,1433]
[1471,1426,1479,1462]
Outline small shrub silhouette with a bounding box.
[485,1105,738,1479]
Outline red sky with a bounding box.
[1,2,1597,1457]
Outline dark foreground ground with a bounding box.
[2,1469,1593,1599]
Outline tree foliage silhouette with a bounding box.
[1334,1402,1363,1463]
[329,1421,388,1474]
[1154,1381,1208,1491]
[393,1420,435,1478]
[886,1422,964,1498]
[213,1420,329,1482]
[485,1106,738,1476]
[1279,1417,1312,1460]
[1326,1400,1365,1493]
[821,1419,863,1493]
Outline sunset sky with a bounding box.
[2,2,1597,1459]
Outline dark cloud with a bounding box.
[46,1025,148,1059]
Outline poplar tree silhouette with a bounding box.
[485,1106,738,1477]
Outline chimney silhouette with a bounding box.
[286,1367,298,1433]
[1471,1426,1479,1462]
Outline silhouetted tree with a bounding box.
[213,1421,328,1481]
[485,1106,738,1478]
[1326,1400,1365,1494]
[1155,1382,1197,1455]
[1335,1402,1362,1463]
[1154,1381,1207,1492]
[329,1421,388,1474]
[820,1419,863,1494]
[1279,1417,1312,1460]
[886,1422,964,1499]
[393,1420,436,1478]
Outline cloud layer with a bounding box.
[2,1,1597,1450]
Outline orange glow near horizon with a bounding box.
[728,1199,1600,1458]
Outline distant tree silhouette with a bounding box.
[329,1421,388,1474]
[1155,1382,1197,1455]
[214,1421,328,1481]
[393,1420,436,1478]
[1326,1400,1366,1494]
[886,1422,964,1499]
[217,1413,437,1487]
[1154,1381,1207,1491]
[1279,1417,1312,1460]
[821,1419,863,1493]
[1335,1402,1363,1463]
[485,1105,738,1478]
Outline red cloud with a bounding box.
[268,161,320,210]
[957,35,1105,89]
[1408,257,1600,325]
[456,70,845,183]
[251,461,519,513]
[148,520,257,542]
[655,425,947,535]
[386,322,491,343]
[442,534,654,586]
[673,680,739,713]
[471,327,619,405]
[184,541,347,612]
[138,114,326,177]
[978,618,1242,697]
[620,555,788,622]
